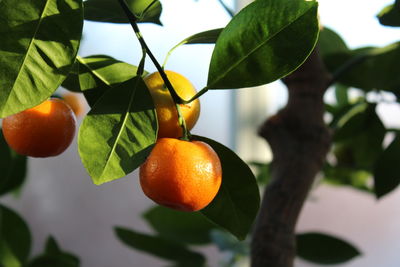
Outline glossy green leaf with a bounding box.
[297,232,360,264]
[84,0,162,25]
[28,236,80,267]
[325,43,400,92]
[0,205,31,266]
[207,0,319,89]
[377,3,400,27]
[78,77,157,185]
[373,135,400,198]
[180,28,223,45]
[62,55,141,106]
[318,27,348,60]
[114,227,205,266]
[0,131,27,196]
[0,0,83,118]
[143,206,215,245]
[193,136,260,241]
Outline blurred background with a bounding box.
[1,0,400,266]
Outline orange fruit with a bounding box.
[139,138,222,212]
[62,92,85,117]
[2,98,76,157]
[144,70,200,138]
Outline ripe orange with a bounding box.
[2,98,76,157]
[144,70,200,138]
[139,138,222,212]
[62,92,86,117]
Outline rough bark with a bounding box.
[251,48,332,267]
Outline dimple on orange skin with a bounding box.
[2,98,76,158]
[139,138,222,212]
[144,70,200,138]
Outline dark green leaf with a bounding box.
[193,136,260,241]
[323,164,373,193]
[333,103,385,169]
[373,135,400,198]
[0,205,31,266]
[325,43,400,92]
[318,27,348,60]
[0,131,27,196]
[78,77,157,185]
[296,232,361,264]
[143,206,215,245]
[207,0,319,89]
[248,161,271,185]
[27,236,79,267]
[65,55,141,106]
[377,3,400,27]
[114,227,205,266]
[61,60,81,93]
[0,0,83,118]
[84,0,162,25]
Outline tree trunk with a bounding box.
[251,48,332,267]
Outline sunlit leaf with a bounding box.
[194,136,260,241]
[297,232,361,264]
[0,0,83,118]
[377,3,400,27]
[84,0,162,25]
[64,55,141,106]
[207,0,319,89]
[78,77,157,185]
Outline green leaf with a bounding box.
[207,0,319,89]
[114,227,205,266]
[334,84,349,107]
[0,131,27,196]
[373,135,400,198]
[318,27,349,59]
[84,0,162,25]
[0,0,83,118]
[0,205,31,266]
[193,136,260,241]
[325,43,400,92]
[78,77,157,185]
[248,161,271,185]
[143,206,215,245]
[297,232,360,264]
[28,236,80,267]
[72,55,141,106]
[333,103,385,170]
[180,28,223,45]
[377,3,400,27]
[323,164,373,193]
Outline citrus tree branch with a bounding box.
[251,48,332,267]
[117,0,186,105]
